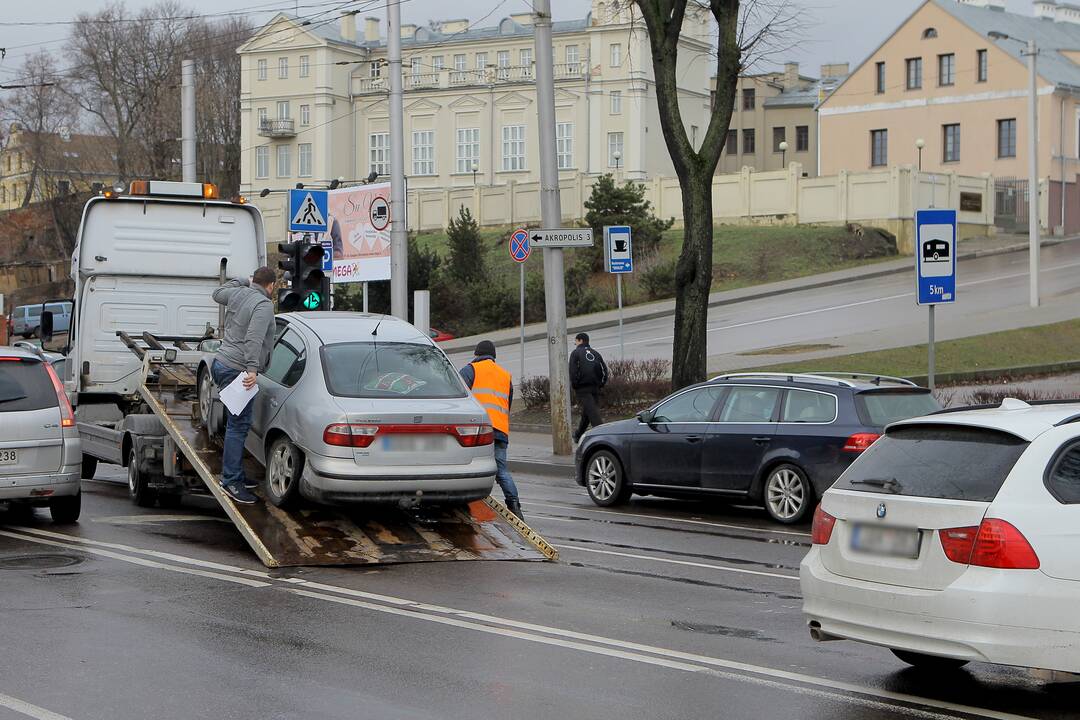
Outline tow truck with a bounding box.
[60,181,555,567]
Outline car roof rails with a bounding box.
[708,372,856,388]
[802,372,918,388]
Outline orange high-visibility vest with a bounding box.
[470,359,511,435]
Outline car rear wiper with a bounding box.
[0,393,27,404]
[848,477,902,493]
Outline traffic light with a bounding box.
[277,236,328,312]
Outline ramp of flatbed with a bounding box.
[139,382,556,568]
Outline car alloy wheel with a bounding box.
[266,437,302,508]
[585,450,630,507]
[765,465,810,524]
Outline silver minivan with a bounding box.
[10,302,72,339]
[0,346,82,522]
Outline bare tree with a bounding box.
[189,16,248,195]
[629,0,798,389]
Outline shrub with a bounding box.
[519,359,672,413]
[519,376,550,409]
[446,206,484,284]
[640,258,678,300]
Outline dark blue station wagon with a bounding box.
[574,373,941,524]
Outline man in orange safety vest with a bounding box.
[460,340,523,519]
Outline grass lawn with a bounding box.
[737,318,1080,380]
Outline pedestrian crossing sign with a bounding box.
[289,189,328,233]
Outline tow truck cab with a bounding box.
[69,181,265,406]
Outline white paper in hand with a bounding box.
[219,373,259,416]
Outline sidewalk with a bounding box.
[442,232,1079,354]
[506,431,576,480]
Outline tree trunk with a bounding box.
[672,169,713,389]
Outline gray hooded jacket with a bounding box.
[212,279,276,373]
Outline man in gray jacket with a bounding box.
[210,266,277,504]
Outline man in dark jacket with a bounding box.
[210,266,277,505]
[569,332,609,443]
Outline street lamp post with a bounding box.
[779,140,788,168]
[613,150,622,173]
[989,30,1040,308]
[471,160,479,186]
[915,138,925,172]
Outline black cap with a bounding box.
[475,340,497,358]
[575,333,590,344]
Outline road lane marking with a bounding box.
[528,501,812,537]
[92,515,231,525]
[553,543,799,580]
[0,527,1038,720]
[595,259,1080,352]
[0,693,72,720]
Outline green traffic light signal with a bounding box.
[303,291,322,310]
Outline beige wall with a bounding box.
[820,1,1080,181]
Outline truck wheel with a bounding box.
[127,449,156,508]
[81,455,98,480]
[266,436,303,509]
[197,365,212,429]
[49,492,81,524]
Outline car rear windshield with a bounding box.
[837,424,1028,502]
[855,390,941,427]
[321,342,467,399]
[0,358,56,412]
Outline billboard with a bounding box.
[326,182,391,283]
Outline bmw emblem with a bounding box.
[876,502,887,519]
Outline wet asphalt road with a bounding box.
[0,467,1077,720]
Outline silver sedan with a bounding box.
[197,312,496,508]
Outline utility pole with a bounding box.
[534,0,573,455]
[181,59,195,183]
[1026,38,1040,308]
[387,0,408,319]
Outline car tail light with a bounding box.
[842,432,881,453]
[44,361,75,428]
[323,423,494,448]
[939,519,1039,569]
[811,504,837,545]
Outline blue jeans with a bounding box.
[211,359,253,488]
[493,435,519,504]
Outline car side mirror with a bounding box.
[40,310,54,342]
[637,409,655,424]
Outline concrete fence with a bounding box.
[255,163,997,255]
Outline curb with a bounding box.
[908,360,1080,388]
[444,237,1078,354]
[507,458,576,479]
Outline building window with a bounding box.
[870,129,887,167]
[256,147,269,178]
[454,54,466,71]
[432,56,444,71]
[520,48,533,78]
[610,43,622,67]
[476,52,487,71]
[278,57,288,79]
[938,53,955,86]
[369,132,389,176]
[276,144,290,177]
[922,27,938,39]
[257,59,267,81]
[906,57,922,90]
[875,62,886,94]
[566,45,579,73]
[997,118,1016,158]
[743,128,756,154]
[1,186,5,203]
[497,51,510,79]
[277,101,290,120]
[942,123,960,162]
[412,130,435,175]
[298,143,312,177]
[456,127,480,173]
[299,55,309,78]
[411,57,422,78]
[300,105,310,126]
[691,125,699,150]
[742,88,756,110]
[725,129,737,155]
[608,132,624,167]
[502,125,525,170]
[370,61,381,78]
[610,90,622,114]
[796,125,809,152]
[556,122,574,169]
[977,49,988,83]
[257,107,268,127]
[772,126,786,152]
[56,180,70,195]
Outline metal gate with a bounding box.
[995,178,1028,232]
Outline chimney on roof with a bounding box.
[783,62,800,89]
[509,12,533,25]
[364,17,380,42]
[340,11,357,43]
[820,62,849,79]
[438,19,470,33]
[400,23,417,39]
[1034,0,1080,24]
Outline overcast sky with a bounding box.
[0,0,1036,82]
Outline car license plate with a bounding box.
[380,435,445,452]
[850,524,921,559]
[0,449,17,465]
